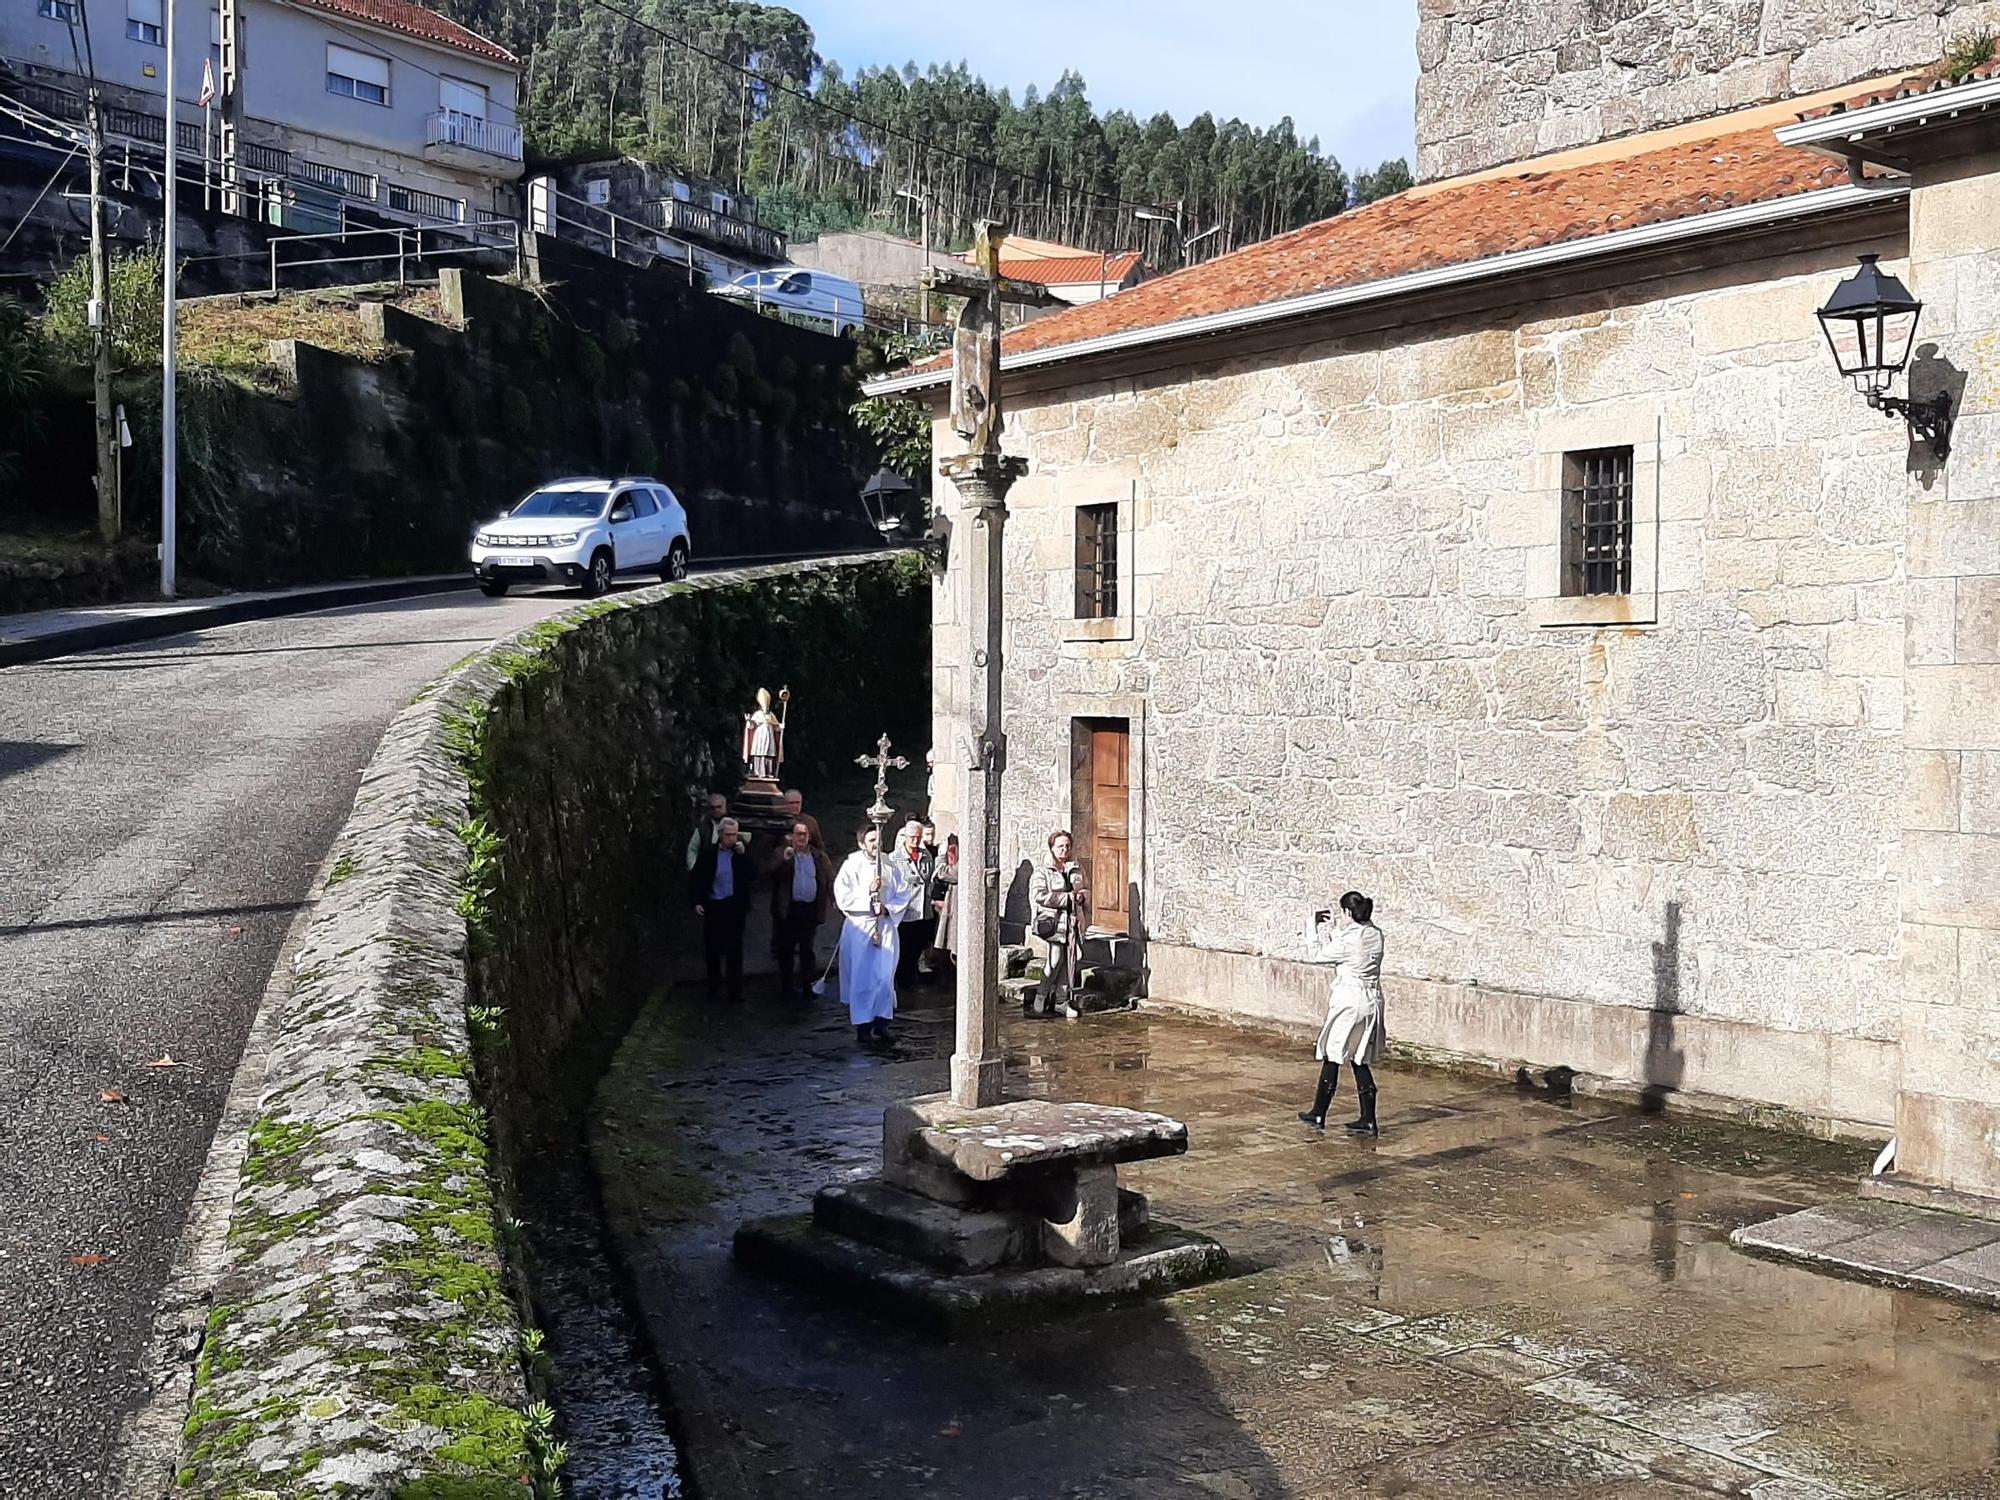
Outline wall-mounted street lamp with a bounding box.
[1817,253,1953,461]
[861,467,947,569]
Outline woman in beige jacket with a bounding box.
[1298,891,1385,1135]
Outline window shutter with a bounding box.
[128,0,163,27]
[328,44,389,90]
[440,76,487,119]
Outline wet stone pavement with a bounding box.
[590,981,2000,1500]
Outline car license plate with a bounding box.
[497,555,535,568]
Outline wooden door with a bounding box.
[1074,721,1130,934]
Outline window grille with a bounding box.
[1561,446,1634,597]
[387,184,463,222]
[1074,503,1120,619]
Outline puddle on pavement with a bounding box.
[580,980,2000,1498]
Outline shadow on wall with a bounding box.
[1642,898,1687,1114]
[1906,343,1968,492]
[1003,858,1034,945]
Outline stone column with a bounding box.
[940,451,1025,1109]
[1896,146,2000,1206]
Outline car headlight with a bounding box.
[474,531,498,546]
[543,531,581,546]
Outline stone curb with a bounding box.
[175,556,892,1497]
[0,549,883,668]
[0,575,473,668]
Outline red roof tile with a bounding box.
[293,0,516,65]
[997,251,1143,286]
[894,119,1854,384]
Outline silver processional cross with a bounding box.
[855,732,909,897]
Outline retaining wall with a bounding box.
[179,555,929,1497]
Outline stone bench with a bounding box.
[876,1095,1188,1267]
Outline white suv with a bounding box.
[471,477,691,598]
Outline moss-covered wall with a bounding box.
[167,244,875,588]
[179,556,928,1498]
[464,552,931,1136]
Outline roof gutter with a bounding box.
[863,180,1906,397]
[1775,76,2000,149]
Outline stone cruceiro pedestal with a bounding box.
[733,1096,1228,1335]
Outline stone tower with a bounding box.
[1415,0,2000,182]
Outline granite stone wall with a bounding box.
[930,232,1924,1138]
[1415,0,2000,181]
[180,556,928,1497]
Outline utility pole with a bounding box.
[897,185,930,326]
[161,0,179,596]
[86,87,118,543]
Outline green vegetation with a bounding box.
[1942,25,1997,83]
[440,0,1406,256]
[38,243,165,370]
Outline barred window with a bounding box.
[1074,503,1119,619]
[1561,446,1634,597]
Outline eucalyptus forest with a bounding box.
[438,0,1412,258]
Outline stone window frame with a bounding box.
[1059,481,1136,644]
[1526,413,1663,630]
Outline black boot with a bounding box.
[855,1023,873,1047]
[1298,1062,1339,1130]
[1345,1085,1379,1136]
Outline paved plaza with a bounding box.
[591,981,2000,1499]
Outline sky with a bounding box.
[798,1,1420,173]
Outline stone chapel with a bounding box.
[872,2,2000,1209]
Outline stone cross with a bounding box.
[927,228,1058,1109]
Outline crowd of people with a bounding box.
[685,791,959,1048]
[686,791,1391,1134]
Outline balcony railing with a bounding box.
[641,196,783,261]
[387,183,464,223]
[293,157,378,202]
[424,110,522,161]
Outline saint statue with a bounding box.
[741,686,785,781]
[950,220,1008,457]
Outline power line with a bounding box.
[574,0,1172,218]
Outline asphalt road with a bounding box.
[0,585,582,1497]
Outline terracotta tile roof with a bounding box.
[998,251,1143,286]
[293,0,517,65]
[893,116,1857,385]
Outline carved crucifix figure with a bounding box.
[949,220,1008,458]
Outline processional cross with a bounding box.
[924,225,1062,1107]
[855,732,909,905]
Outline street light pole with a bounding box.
[160,0,179,597]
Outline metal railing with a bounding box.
[293,157,377,202]
[423,109,522,162]
[531,181,704,282]
[642,195,783,261]
[387,184,464,223]
[267,216,520,292]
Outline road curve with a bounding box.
[0,586,585,1497]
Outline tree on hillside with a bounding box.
[1353,158,1413,205]
[433,0,1404,258]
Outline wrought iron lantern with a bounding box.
[1817,254,1952,460]
[859,467,917,535]
[860,468,947,568]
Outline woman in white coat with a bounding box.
[1298,891,1385,1135]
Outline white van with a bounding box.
[716,267,864,335]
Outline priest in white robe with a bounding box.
[834,826,918,1045]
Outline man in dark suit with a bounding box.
[690,817,755,1002]
[770,818,836,1003]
